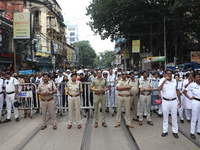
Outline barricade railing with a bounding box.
[17,83,38,118]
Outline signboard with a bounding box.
[132,40,140,53]
[123,50,129,58]
[18,91,33,98]
[191,51,200,63]
[67,49,72,61]
[147,56,165,62]
[13,13,30,39]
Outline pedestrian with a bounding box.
[183,73,200,139]
[37,74,57,130]
[67,73,83,129]
[174,74,184,123]
[108,68,117,116]
[138,71,153,126]
[90,69,109,128]
[115,71,133,128]
[0,73,4,123]
[3,71,20,123]
[58,75,69,112]
[158,69,181,138]
[129,72,139,121]
[183,73,194,122]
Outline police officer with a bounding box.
[90,69,109,128]
[103,71,109,113]
[129,72,139,121]
[139,71,153,126]
[3,71,20,123]
[0,74,4,123]
[67,73,83,129]
[183,73,200,139]
[158,69,181,138]
[37,74,57,130]
[115,71,133,128]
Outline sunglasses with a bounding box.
[97,72,102,74]
[122,74,127,75]
[167,73,172,75]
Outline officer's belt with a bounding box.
[194,98,200,102]
[140,92,151,96]
[94,93,105,96]
[118,94,130,97]
[163,97,176,101]
[130,94,138,97]
[41,98,53,102]
[68,93,80,97]
[6,91,15,94]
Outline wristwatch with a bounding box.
[144,88,145,91]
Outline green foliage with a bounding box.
[73,41,96,68]
[98,50,113,68]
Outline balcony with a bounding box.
[34,18,42,32]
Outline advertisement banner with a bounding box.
[0,29,2,47]
[147,56,165,62]
[191,51,200,63]
[13,12,30,39]
[123,50,129,58]
[67,50,72,62]
[132,40,140,53]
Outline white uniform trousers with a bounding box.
[0,94,4,120]
[162,99,178,133]
[185,109,191,120]
[178,95,184,120]
[191,100,200,134]
[6,93,18,119]
[158,104,163,115]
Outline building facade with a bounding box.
[66,24,78,44]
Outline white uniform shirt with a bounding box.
[56,75,64,83]
[0,79,4,93]
[5,77,18,93]
[158,79,178,99]
[36,77,43,84]
[108,74,115,87]
[185,83,200,99]
[66,73,71,81]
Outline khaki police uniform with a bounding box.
[91,77,108,123]
[139,78,153,122]
[129,78,139,120]
[67,80,83,125]
[38,81,57,126]
[116,78,131,126]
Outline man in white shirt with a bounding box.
[0,76,4,123]
[4,71,20,123]
[158,69,181,138]
[65,70,71,81]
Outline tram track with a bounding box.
[168,121,200,148]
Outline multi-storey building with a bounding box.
[66,24,78,44]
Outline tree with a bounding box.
[97,50,113,68]
[74,41,96,68]
[86,0,200,64]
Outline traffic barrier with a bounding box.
[17,83,38,118]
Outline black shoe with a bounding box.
[153,110,157,114]
[187,119,191,122]
[34,110,39,114]
[161,132,168,137]
[190,133,196,139]
[169,114,171,116]
[180,119,184,123]
[133,118,139,121]
[173,133,179,138]
[143,115,146,118]
[197,132,200,135]
[15,117,20,122]
[0,120,3,124]
[4,119,11,123]
[100,108,102,112]
[158,114,163,117]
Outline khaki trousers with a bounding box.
[41,100,57,126]
[94,94,106,123]
[130,95,139,119]
[116,96,131,126]
[139,95,151,122]
[68,96,81,125]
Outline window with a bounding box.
[68,28,75,31]
[70,32,75,36]
[70,38,75,42]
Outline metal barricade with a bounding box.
[17,83,38,118]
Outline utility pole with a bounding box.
[164,16,167,70]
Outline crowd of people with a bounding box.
[0,67,200,140]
